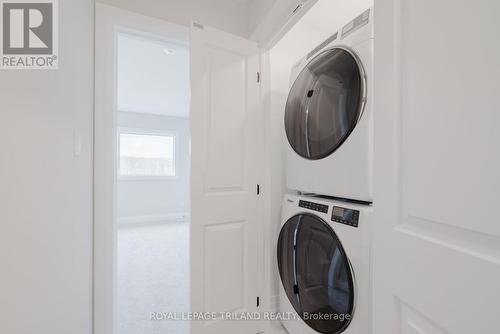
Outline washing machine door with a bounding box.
[277,213,355,334]
[285,47,366,160]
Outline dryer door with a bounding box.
[285,48,365,160]
[277,213,355,334]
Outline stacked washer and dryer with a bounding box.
[277,8,373,334]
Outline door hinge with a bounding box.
[257,72,260,83]
[257,184,260,195]
[257,296,260,307]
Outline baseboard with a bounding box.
[118,213,190,225]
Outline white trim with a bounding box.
[118,212,190,225]
[118,126,180,136]
[118,175,178,181]
[117,109,190,119]
[260,49,274,319]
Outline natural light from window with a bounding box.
[119,132,176,177]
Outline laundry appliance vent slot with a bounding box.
[341,8,370,39]
[307,32,338,60]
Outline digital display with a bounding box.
[332,206,360,228]
[333,207,345,217]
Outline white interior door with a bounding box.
[190,22,263,334]
[373,1,500,333]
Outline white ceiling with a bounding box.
[117,33,190,118]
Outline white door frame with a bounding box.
[94,4,189,334]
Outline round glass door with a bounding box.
[285,48,365,160]
[277,213,355,334]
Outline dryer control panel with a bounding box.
[299,200,329,213]
[332,206,360,228]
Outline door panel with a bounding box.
[204,221,245,312]
[205,46,246,192]
[190,22,262,334]
[373,1,500,333]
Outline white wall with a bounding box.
[248,0,279,35]
[117,33,190,118]
[250,0,312,47]
[117,112,190,222]
[0,1,94,333]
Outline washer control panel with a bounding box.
[299,200,329,213]
[332,206,360,228]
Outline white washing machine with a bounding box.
[284,8,373,202]
[277,194,372,334]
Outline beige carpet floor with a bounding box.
[118,221,190,334]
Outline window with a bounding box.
[119,131,176,178]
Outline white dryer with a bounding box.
[285,8,373,202]
[277,194,372,334]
